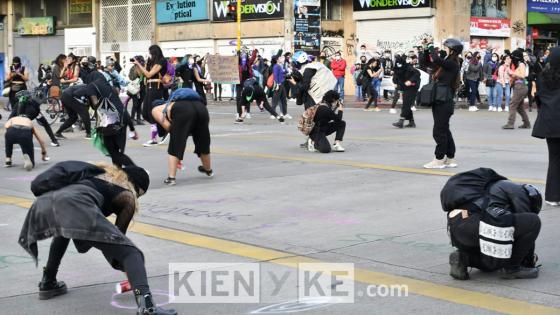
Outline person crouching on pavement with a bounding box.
[307,90,346,153]
[441,168,542,280]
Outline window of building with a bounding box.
[321,0,342,21]
[13,0,92,30]
[471,0,508,19]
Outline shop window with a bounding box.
[13,0,92,30]
[321,0,342,21]
[69,0,93,26]
[45,0,68,27]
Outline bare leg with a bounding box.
[200,154,211,171]
[168,155,179,178]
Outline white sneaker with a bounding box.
[23,154,33,171]
[545,201,560,206]
[468,106,479,112]
[333,143,345,152]
[498,107,503,112]
[389,108,397,114]
[411,106,418,111]
[488,106,494,111]
[269,115,276,120]
[505,107,510,112]
[159,134,170,145]
[444,157,458,168]
[284,114,293,120]
[307,139,316,152]
[423,158,446,169]
[492,107,498,112]
[143,139,158,147]
[245,113,252,119]
[374,107,381,112]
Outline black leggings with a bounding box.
[10,104,57,144]
[401,89,417,121]
[449,212,541,270]
[5,127,34,165]
[214,83,222,99]
[365,82,378,108]
[103,131,135,167]
[432,102,455,160]
[311,121,346,153]
[45,237,150,295]
[130,90,144,121]
[56,93,91,135]
[142,85,165,123]
[546,138,560,202]
[272,85,288,115]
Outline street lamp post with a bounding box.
[237,0,242,51]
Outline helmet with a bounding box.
[86,56,97,70]
[523,184,542,214]
[443,38,464,55]
[15,90,32,104]
[292,51,309,65]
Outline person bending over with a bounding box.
[235,78,285,124]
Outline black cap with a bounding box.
[123,165,150,196]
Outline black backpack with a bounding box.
[31,161,105,197]
[440,168,508,213]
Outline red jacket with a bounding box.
[330,59,346,78]
[238,49,258,83]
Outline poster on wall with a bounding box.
[470,17,511,37]
[321,37,343,58]
[293,0,321,56]
[212,0,284,22]
[206,54,240,84]
[17,17,55,36]
[353,0,431,11]
[470,0,508,18]
[156,0,209,24]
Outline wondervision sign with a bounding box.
[156,0,209,24]
[353,0,430,11]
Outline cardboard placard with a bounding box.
[206,55,240,84]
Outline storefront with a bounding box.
[527,0,560,54]
[353,0,435,54]
[469,0,512,55]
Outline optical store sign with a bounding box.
[353,0,430,11]
[213,0,284,21]
[156,0,208,24]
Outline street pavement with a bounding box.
[0,101,559,315]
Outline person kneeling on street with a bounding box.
[4,101,49,170]
[303,90,346,153]
[441,168,542,280]
[150,88,213,186]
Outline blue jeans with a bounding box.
[467,80,479,106]
[486,85,496,107]
[335,77,345,100]
[495,83,511,110]
[253,69,263,87]
[354,83,362,100]
[373,78,381,99]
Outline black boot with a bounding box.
[38,267,67,300]
[392,118,404,128]
[449,250,469,280]
[135,290,177,315]
[405,120,416,128]
[500,266,539,279]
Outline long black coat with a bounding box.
[532,76,560,139]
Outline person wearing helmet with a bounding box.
[441,168,542,280]
[289,50,337,110]
[422,37,462,169]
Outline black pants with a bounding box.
[258,97,279,117]
[401,89,417,121]
[546,138,560,202]
[104,130,134,167]
[130,89,144,121]
[44,237,150,295]
[10,104,58,144]
[272,85,288,115]
[311,121,346,153]
[391,90,401,108]
[236,84,244,116]
[142,84,165,123]
[5,127,34,165]
[56,93,91,135]
[449,212,541,270]
[214,83,222,100]
[432,102,455,160]
[8,85,27,114]
[365,82,378,109]
[527,80,535,109]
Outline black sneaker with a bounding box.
[500,266,539,279]
[39,279,67,300]
[198,166,214,178]
[234,118,244,124]
[405,121,416,128]
[449,250,469,280]
[84,133,92,140]
[4,160,12,168]
[299,141,308,148]
[54,133,66,140]
[163,177,176,186]
[278,116,285,123]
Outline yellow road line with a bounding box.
[1,195,558,314]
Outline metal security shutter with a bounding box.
[357,18,434,53]
[100,0,152,53]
